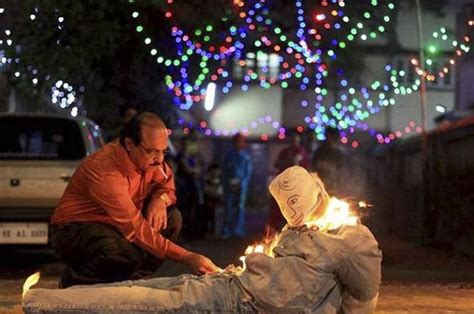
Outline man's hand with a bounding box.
[182,252,221,275]
[146,197,167,231]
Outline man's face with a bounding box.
[291,134,301,145]
[126,124,168,172]
[234,137,246,150]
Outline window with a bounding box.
[393,55,454,89]
[233,52,281,80]
[0,116,86,160]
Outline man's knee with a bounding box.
[54,223,146,284]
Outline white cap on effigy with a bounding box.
[269,166,327,227]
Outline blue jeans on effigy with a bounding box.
[223,186,248,238]
[23,273,255,313]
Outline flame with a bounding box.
[236,197,362,271]
[22,271,41,298]
[239,231,280,270]
[307,197,359,231]
[358,200,368,208]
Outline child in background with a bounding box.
[203,163,223,236]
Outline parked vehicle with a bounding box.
[0,113,105,245]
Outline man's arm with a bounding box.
[337,225,382,310]
[147,161,177,230]
[340,291,379,314]
[88,171,218,274]
[243,153,253,185]
[150,161,177,206]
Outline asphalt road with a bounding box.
[1,213,474,313]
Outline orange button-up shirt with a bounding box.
[51,141,188,261]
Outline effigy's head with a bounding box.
[269,166,329,227]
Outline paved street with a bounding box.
[1,212,474,313]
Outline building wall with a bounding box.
[396,2,456,51]
[368,118,474,253]
[208,86,283,137]
[457,55,474,109]
[356,4,459,134]
[285,4,460,136]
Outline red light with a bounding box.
[351,141,359,148]
[261,134,269,141]
[296,126,304,133]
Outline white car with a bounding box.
[0,113,105,245]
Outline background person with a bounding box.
[311,127,348,198]
[203,163,224,237]
[109,104,139,141]
[175,135,205,240]
[266,131,310,233]
[222,133,253,239]
[49,112,219,288]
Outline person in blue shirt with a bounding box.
[222,133,253,238]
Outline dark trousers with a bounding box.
[50,206,182,288]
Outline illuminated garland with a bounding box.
[341,120,423,147]
[0,8,81,116]
[411,23,471,81]
[131,0,396,110]
[129,0,435,146]
[390,20,473,89]
[4,2,471,147]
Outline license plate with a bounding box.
[0,222,48,244]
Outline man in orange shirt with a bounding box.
[50,112,219,288]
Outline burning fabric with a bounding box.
[23,166,382,313]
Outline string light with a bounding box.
[126,0,408,147]
[0,8,81,117]
[4,2,471,148]
[130,0,397,111]
[410,21,472,81]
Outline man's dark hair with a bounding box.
[325,127,339,141]
[119,114,142,146]
[232,132,244,143]
[208,162,220,172]
[119,104,139,118]
[119,112,166,147]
